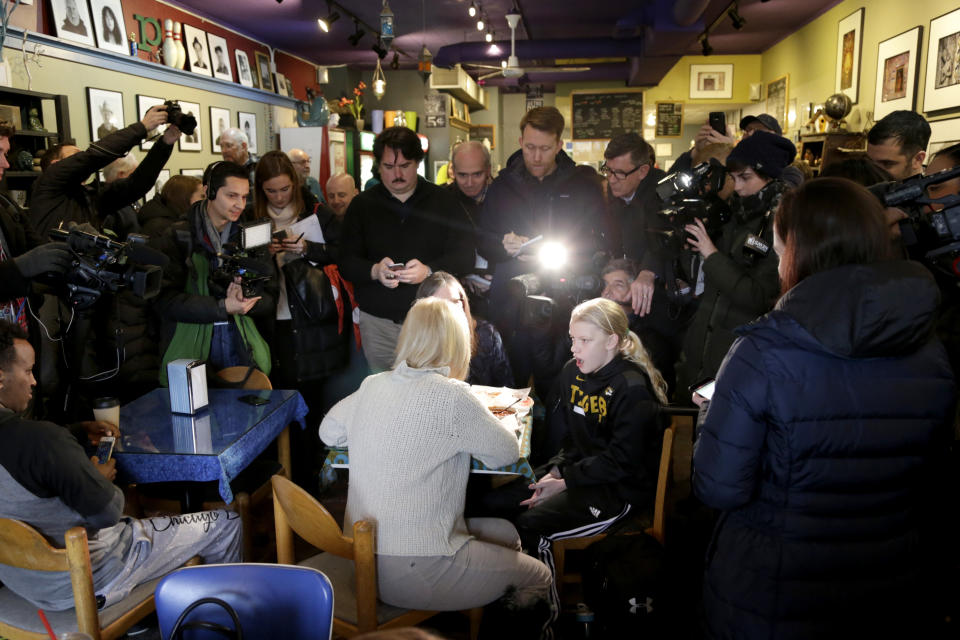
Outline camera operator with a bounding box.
[681,131,796,389]
[151,161,276,381]
[31,105,180,236]
[478,107,604,390]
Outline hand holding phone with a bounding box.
[708,112,727,136]
[95,436,116,464]
[388,262,405,271]
[272,229,288,242]
[690,378,716,402]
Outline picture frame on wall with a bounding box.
[178,101,202,152]
[181,168,205,178]
[136,94,166,151]
[145,169,171,203]
[238,112,257,154]
[689,64,733,99]
[51,0,95,46]
[206,33,233,82]
[89,0,128,55]
[765,75,789,130]
[235,50,254,88]
[0,104,22,129]
[274,72,289,97]
[210,106,230,153]
[873,26,923,121]
[182,24,212,77]
[285,77,295,99]
[922,7,960,113]
[255,52,272,91]
[87,87,123,143]
[834,7,863,104]
[469,124,496,148]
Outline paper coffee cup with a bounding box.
[92,397,120,428]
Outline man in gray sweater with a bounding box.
[0,320,240,611]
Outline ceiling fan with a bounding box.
[469,12,590,81]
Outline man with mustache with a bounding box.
[338,127,475,371]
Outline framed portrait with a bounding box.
[238,112,257,154]
[89,0,127,55]
[51,0,95,46]
[144,169,171,203]
[87,87,123,143]
[274,72,289,97]
[834,8,864,104]
[873,27,923,121]
[923,7,960,113]
[926,118,960,156]
[136,94,166,151]
[178,101,202,152]
[182,24,212,77]
[210,106,230,153]
[285,77,295,99]
[235,50,254,88]
[765,75,789,129]
[181,168,204,178]
[255,52,272,91]
[689,64,733,99]
[206,33,233,82]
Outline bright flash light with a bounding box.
[538,241,568,269]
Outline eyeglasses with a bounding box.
[600,162,644,181]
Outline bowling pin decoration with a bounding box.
[173,22,186,69]
[162,19,178,68]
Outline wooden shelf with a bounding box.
[449,117,471,132]
[5,171,40,178]
[14,130,60,138]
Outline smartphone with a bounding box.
[388,262,405,271]
[96,436,116,464]
[708,112,726,136]
[272,229,287,241]
[690,378,716,401]
[239,394,270,406]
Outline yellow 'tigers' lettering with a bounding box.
[569,384,607,422]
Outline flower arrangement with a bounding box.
[338,81,367,120]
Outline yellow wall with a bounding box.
[760,0,960,127]
[642,54,763,107]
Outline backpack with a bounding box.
[582,532,666,636]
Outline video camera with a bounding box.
[869,164,960,279]
[655,158,732,250]
[508,251,602,330]
[214,244,271,299]
[164,100,198,136]
[48,226,165,310]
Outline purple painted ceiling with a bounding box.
[167,0,842,86]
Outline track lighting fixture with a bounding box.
[468,2,477,18]
[348,21,365,46]
[701,35,713,56]
[372,40,388,59]
[317,10,340,33]
[390,51,400,69]
[485,28,493,43]
[728,4,746,30]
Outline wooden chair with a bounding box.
[272,474,484,638]
[552,422,676,602]
[0,518,157,640]
[215,366,274,390]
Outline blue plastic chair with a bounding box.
[155,563,334,640]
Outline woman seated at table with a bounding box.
[318,297,551,616]
[479,298,667,576]
[693,178,955,638]
[416,271,513,387]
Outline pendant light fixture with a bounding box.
[373,56,387,99]
[380,0,395,49]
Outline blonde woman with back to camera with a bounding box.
[319,297,551,628]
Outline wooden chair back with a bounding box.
[272,474,380,632]
[646,422,676,545]
[216,366,273,390]
[0,519,105,639]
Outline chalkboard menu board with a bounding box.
[655,102,684,138]
[571,90,644,140]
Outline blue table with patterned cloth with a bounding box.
[114,388,309,504]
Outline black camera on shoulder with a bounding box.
[214,243,271,299]
[47,226,164,310]
[164,100,197,136]
[655,159,732,251]
[870,165,960,279]
[508,270,601,330]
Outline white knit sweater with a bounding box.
[319,362,520,556]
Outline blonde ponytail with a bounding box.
[570,298,669,405]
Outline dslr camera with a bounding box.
[164,100,198,136]
[655,158,732,252]
[870,164,960,279]
[213,222,274,298]
[508,268,601,330]
[48,226,163,310]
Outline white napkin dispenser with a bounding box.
[167,359,208,414]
